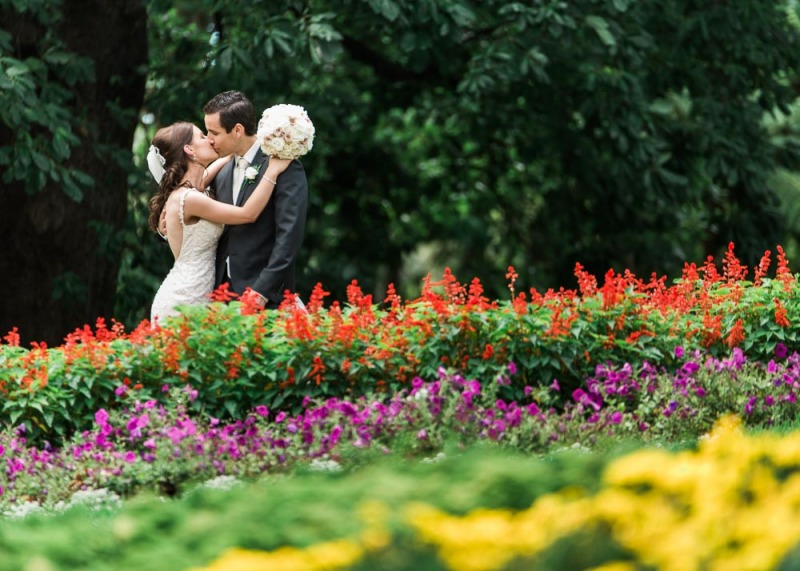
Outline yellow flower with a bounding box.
[190,540,363,571]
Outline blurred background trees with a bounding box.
[4,0,800,344]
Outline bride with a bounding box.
[146,121,290,323]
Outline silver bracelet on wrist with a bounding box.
[265,176,277,185]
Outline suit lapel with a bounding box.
[235,149,269,207]
[217,160,236,205]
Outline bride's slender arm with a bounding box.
[201,155,233,188]
[184,158,292,225]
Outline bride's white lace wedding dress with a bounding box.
[150,188,223,323]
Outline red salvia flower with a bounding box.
[209,282,239,302]
[308,282,332,313]
[574,262,597,297]
[725,318,745,348]
[3,327,20,347]
[239,288,263,315]
[722,242,748,283]
[774,298,790,328]
[776,245,794,291]
[753,250,771,286]
[506,265,519,297]
[701,255,720,285]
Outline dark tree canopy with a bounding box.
[3,0,800,343]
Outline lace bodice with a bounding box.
[150,189,223,323]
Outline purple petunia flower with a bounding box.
[776,343,788,359]
[95,409,109,427]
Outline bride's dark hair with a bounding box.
[147,122,195,232]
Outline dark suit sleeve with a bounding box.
[251,159,308,301]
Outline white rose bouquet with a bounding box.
[257,104,315,160]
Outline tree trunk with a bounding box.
[0,1,147,346]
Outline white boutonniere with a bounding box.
[244,165,260,182]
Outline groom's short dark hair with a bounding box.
[204,90,257,136]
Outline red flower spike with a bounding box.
[774,298,790,328]
[754,250,771,286]
[506,265,519,297]
[239,288,263,315]
[722,242,748,283]
[776,246,794,291]
[308,283,331,313]
[3,327,20,347]
[574,262,598,297]
[209,282,239,302]
[725,318,745,348]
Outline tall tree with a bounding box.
[0,0,147,345]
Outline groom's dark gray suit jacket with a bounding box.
[211,149,308,307]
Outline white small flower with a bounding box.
[309,458,342,472]
[201,475,241,490]
[244,166,259,182]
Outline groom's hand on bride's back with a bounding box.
[157,208,168,240]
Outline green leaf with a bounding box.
[585,16,615,48]
[5,63,30,78]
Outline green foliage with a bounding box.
[0,0,96,200]
[3,252,800,443]
[0,445,613,571]
[113,0,800,329]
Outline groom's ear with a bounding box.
[232,123,245,137]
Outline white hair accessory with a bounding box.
[146,145,166,183]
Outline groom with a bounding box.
[203,90,308,308]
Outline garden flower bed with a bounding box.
[1,243,800,570]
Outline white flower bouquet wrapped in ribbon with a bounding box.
[257,104,315,160]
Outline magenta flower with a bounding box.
[255,405,269,417]
[95,409,109,427]
[776,343,789,359]
[126,414,149,438]
[610,411,623,424]
[330,425,343,446]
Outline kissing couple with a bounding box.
[146,90,311,323]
